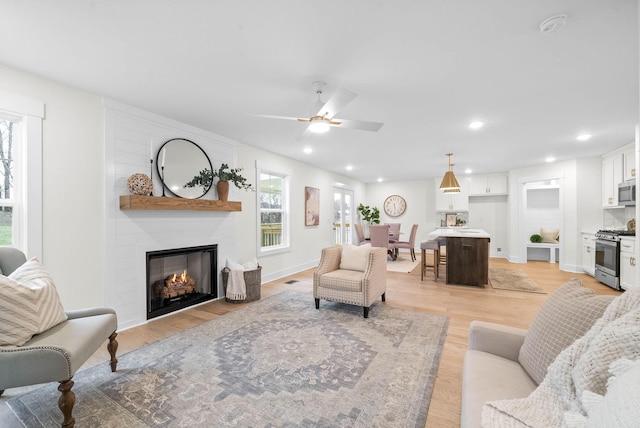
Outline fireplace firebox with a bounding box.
[146,244,217,319]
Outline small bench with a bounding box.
[526,242,559,263]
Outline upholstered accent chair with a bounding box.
[393,224,418,261]
[313,245,387,318]
[0,247,118,428]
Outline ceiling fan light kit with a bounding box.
[308,117,331,133]
[440,153,461,193]
[261,81,383,134]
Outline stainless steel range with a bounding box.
[594,229,635,290]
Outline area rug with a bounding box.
[387,254,420,273]
[8,290,449,427]
[489,268,546,294]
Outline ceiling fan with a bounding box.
[259,81,383,134]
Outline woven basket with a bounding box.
[221,266,262,303]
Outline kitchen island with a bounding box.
[427,228,491,287]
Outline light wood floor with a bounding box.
[0,254,620,427]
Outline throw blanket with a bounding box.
[226,269,246,300]
[482,287,640,427]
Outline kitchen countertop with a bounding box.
[427,228,491,239]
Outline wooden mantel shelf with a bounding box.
[119,195,241,212]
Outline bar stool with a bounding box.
[438,237,447,266]
[420,240,440,281]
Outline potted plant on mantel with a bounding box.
[357,203,380,239]
[184,163,253,201]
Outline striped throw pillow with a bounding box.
[0,258,68,346]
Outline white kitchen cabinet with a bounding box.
[602,153,623,208]
[435,177,469,212]
[623,146,636,182]
[620,237,636,291]
[468,173,508,196]
[581,232,596,276]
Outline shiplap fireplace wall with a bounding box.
[104,100,241,329]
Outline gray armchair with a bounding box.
[0,247,118,428]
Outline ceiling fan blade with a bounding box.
[333,118,384,132]
[316,86,357,118]
[255,114,302,121]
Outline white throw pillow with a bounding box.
[580,358,640,427]
[0,258,68,346]
[518,278,615,384]
[340,244,372,272]
[541,227,560,244]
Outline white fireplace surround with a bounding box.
[104,100,240,329]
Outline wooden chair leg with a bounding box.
[315,298,320,309]
[108,332,118,372]
[58,379,75,428]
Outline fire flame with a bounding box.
[169,270,189,285]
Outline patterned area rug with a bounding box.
[489,268,546,294]
[8,290,449,427]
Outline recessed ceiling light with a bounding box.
[346,165,353,171]
[469,121,484,130]
[576,134,592,141]
[377,177,383,183]
[303,147,312,154]
[465,168,473,174]
[539,14,568,34]
[545,156,556,163]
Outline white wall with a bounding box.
[235,144,366,282]
[0,64,105,309]
[468,195,509,258]
[364,179,437,248]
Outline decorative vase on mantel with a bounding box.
[217,180,230,201]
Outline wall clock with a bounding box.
[384,195,407,217]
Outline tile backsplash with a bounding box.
[603,206,636,230]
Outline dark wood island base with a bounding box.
[445,236,490,287]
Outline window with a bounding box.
[0,116,19,247]
[0,91,44,259]
[258,171,289,253]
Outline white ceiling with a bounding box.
[1,1,638,183]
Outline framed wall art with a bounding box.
[305,186,320,226]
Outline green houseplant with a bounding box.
[357,203,380,239]
[357,203,380,224]
[185,163,253,201]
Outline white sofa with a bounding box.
[461,321,537,428]
[461,278,640,427]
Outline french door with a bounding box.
[333,188,354,244]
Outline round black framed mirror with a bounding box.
[157,138,213,199]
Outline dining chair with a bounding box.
[386,223,401,243]
[369,224,396,260]
[394,224,418,261]
[354,223,368,246]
